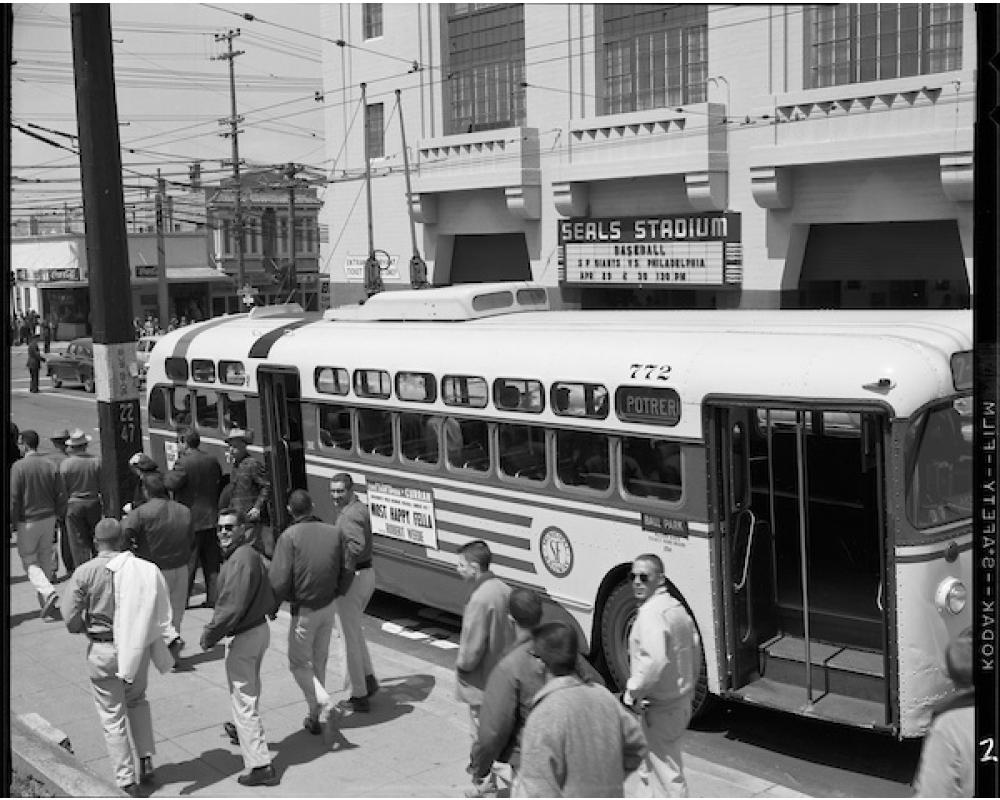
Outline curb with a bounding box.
[11,713,128,797]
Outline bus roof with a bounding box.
[149,300,971,440]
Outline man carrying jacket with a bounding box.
[269,489,354,735]
[201,508,279,787]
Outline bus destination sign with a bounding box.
[615,386,682,426]
[558,212,742,288]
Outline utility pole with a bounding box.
[396,89,428,289]
[361,83,382,297]
[284,162,299,303]
[70,3,141,517]
[155,169,170,327]
[214,29,246,302]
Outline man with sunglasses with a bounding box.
[201,509,279,787]
[622,553,701,798]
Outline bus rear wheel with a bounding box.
[599,578,713,719]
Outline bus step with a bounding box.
[732,677,890,731]
[759,634,885,703]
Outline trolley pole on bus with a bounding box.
[70,3,142,517]
[396,89,428,289]
[361,83,382,297]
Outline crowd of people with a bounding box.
[8,421,976,797]
[133,311,200,338]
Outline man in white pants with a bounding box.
[9,429,65,619]
[330,473,379,712]
[622,553,701,798]
[201,508,279,787]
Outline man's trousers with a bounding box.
[161,564,188,638]
[225,623,271,769]
[288,600,337,719]
[14,517,56,600]
[66,498,101,568]
[334,566,375,696]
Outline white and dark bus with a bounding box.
[144,282,972,737]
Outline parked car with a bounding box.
[47,337,95,392]
[136,334,163,384]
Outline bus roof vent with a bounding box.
[248,302,304,319]
[323,282,551,322]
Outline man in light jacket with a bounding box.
[64,518,178,796]
[455,539,513,737]
[622,553,702,798]
[514,622,646,797]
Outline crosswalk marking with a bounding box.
[381,615,461,649]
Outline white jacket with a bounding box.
[106,551,177,681]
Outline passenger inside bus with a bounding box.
[447,419,489,472]
[319,406,353,450]
[499,423,546,480]
[622,438,682,501]
[358,408,393,456]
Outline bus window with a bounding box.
[498,423,547,481]
[149,386,169,425]
[551,382,609,419]
[397,372,437,403]
[220,392,248,433]
[494,378,544,413]
[355,369,391,399]
[194,389,220,430]
[443,375,488,408]
[556,430,610,490]
[316,366,350,395]
[400,412,439,463]
[357,407,394,456]
[191,359,216,383]
[905,398,973,528]
[318,404,353,450]
[621,437,682,502]
[447,418,489,472]
[170,389,193,428]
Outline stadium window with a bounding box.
[444,3,525,134]
[599,4,707,115]
[364,3,383,39]
[807,4,963,88]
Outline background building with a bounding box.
[319,3,974,310]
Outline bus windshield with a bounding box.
[905,397,973,529]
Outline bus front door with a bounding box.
[713,404,891,730]
[257,366,307,535]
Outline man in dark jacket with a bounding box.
[201,508,279,787]
[166,429,223,607]
[47,428,73,576]
[60,429,102,567]
[26,335,45,393]
[269,489,354,735]
[468,589,604,796]
[123,473,194,647]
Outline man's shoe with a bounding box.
[347,695,370,713]
[365,674,380,696]
[139,756,154,784]
[40,591,60,620]
[223,721,239,745]
[122,783,141,797]
[303,714,321,735]
[237,764,279,787]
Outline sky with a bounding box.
[10,2,327,229]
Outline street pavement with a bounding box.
[8,542,807,798]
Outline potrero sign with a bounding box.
[558,212,742,288]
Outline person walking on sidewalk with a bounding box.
[64,518,180,797]
[223,428,273,556]
[201,508,280,787]
[269,489,354,735]
[123,473,195,651]
[47,428,73,578]
[60,429,102,568]
[622,553,702,798]
[513,622,646,798]
[26,335,45,393]
[165,429,223,607]
[330,472,379,711]
[455,539,513,739]
[468,588,605,797]
[10,429,66,619]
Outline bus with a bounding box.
[144,282,972,738]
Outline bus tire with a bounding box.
[599,578,713,719]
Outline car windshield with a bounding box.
[905,397,972,529]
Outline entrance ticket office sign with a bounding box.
[558,212,742,288]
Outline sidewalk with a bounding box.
[8,544,806,797]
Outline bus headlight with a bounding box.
[935,577,967,615]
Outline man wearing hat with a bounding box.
[47,427,73,576]
[125,452,160,514]
[913,626,974,797]
[59,429,102,567]
[64,517,179,796]
[223,428,273,556]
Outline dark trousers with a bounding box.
[188,527,222,606]
[53,517,74,576]
[66,498,102,567]
[28,365,40,393]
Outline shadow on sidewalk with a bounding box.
[172,647,225,672]
[150,747,244,796]
[335,673,435,731]
[9,610,55,629]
